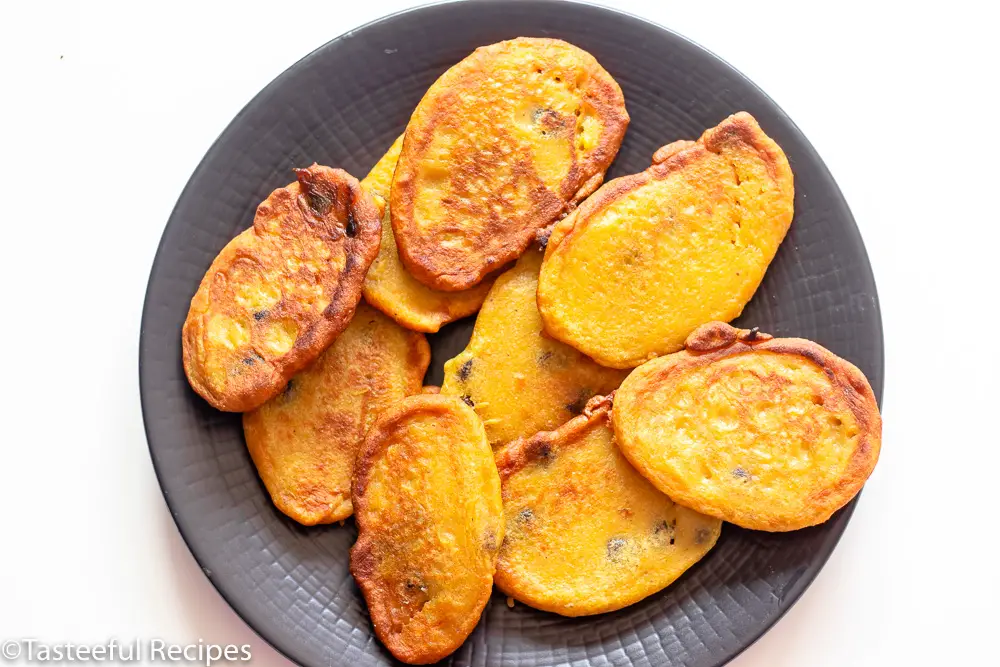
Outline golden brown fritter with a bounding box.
[182,165,381,411]
[351,394,503,664]
[537,112,795,368]
[441,246,626,448]
[361,135,496,332]
[612,322,882,532]
[494,396,721,616]
[241,303,430,526]
[390,37,629,291]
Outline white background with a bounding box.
[1,1,998,665]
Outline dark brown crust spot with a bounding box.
[345,209,357,237]
[526,440,552,464]
[685,322,774,353]
[536,225,553,251]
[565,391,590,416]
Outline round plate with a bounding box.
[140,2,884,666]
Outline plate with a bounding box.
[139,2,884,665]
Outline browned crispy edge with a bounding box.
[240,322,430,526]
[494,394,612,484]
[181,166,381,412]
[613,322,882,531]
[538,112,794,367]
[390,37,629,292]
[350,394,490,664]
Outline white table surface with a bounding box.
[2,1,998,665]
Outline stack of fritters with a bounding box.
[181,36,881,665]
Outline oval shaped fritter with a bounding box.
[242,303,430,526]
[351,394,503,664]
[182,165,381,411]
[613,322,882,532]
[537,112,795,368]
[390,37,629,291]
[362,135,495,332]
[494,396,721,616]
[441,246,626,448]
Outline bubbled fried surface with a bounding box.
[241,303,430,526]
[361,135,496,332]
[350,394,503,664]
[612,323,882,532]
[182,165,381,411]
[537,112,795,368]
[494,396,721,616]
[441,246,626,448]
[390,37,628,291]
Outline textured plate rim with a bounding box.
[138,1,885,666]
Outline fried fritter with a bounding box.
[537,112,795,368]
[494,396,721,616]
[612,322,882,532]
[441,246,626,448]
[242,303,430,526]
[390,37,629,291]
[182,165,381,411]
[351,394,503,664]
[361,135,495,332]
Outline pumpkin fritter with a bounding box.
[494,396,721,616]
[441,246,626,448]
[361,135,495,332]
[182,165,381,411]
[241,303,429,526]
[351,394,503,664]
[390,37,629,291]
[537,112,795,368]
[612,322,881,532]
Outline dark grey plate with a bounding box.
[139,2,884,665]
